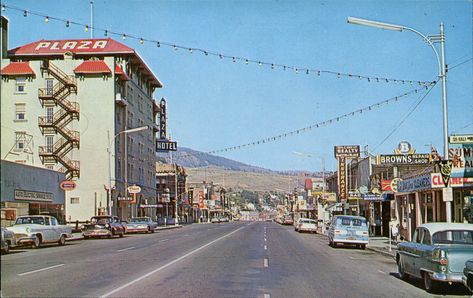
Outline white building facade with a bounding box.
[1,19,162,221]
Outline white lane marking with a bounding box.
[264,259,268,267]
[101,225,246,297]
[117,247,135,252]
[264,238,267,242]
[264,294,271,298]
[183,234,190,237]
[378,270,387,274]
[349,257,357,260]
[18,264,65,276]
[264,245,267,250]
[159,239,169,242]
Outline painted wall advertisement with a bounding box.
[449,143,473,178]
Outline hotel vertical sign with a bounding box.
[159,98,167,140]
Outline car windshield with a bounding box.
[131,218,149,223]
[91,217,111,224]
[15,217,45,225]
[432,230,473,245]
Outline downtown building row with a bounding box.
[1,16,163,223]
[321,141,473,241]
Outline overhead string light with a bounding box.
[205,82,437,155]
[3,3,435,86]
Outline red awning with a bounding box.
[74,60,111,74]
[115,65,130,81]
[1,62,35,76]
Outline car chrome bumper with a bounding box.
[430,272,464,283]
[126,228,148,233]
[16,236,37,245]
[82,230,111,237]
[462,273,473,291]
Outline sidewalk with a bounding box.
[366,236,398,258]
[66,224,183,241]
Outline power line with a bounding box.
[448,57,472,71]
[1,3,434,86]
[205,84,432,155]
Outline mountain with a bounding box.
[157,147,273,173]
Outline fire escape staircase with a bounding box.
[38,61,80,179]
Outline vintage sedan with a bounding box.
[1,227,16,254]
[126,217,158,233]
[81,216,125,238]
[396,223,473,293]
[463,259,473,293]
[295,218,317,233]
[6,215,72,248]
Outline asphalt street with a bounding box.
[1,221,471,297]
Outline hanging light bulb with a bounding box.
[23,10,28,17]
[219,54,223,59]
[204,51,208,56]
[306,69,309,75]
[156,42,161,47]
[122,34,127,40]
[283,66,286,71]
[1,5,5,11]
[245,59,249,65]
[173,45,178,51]
[66,20,70,27]
[258,61,262,66]
[188,48,193,53]
[45,16,49,23]
[140,38,144,44]
[85,25,89,32]
[271,64,274,69]
[317,70,321,76]
[104,30,108,36]
[295,68,299,73]
[232,57,236,63]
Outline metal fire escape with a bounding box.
[38,60,80,179]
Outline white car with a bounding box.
[295,218,317,233]
[7,215,72,248]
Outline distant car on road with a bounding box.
[220,216,229,223]
[282,215,294,225]
[328,215,369,249]
[1,227,16,254]
[7,215,72,248]
[126,217,158,233]
[211,217,220,223]
[396,223,473,293]
[295,218,317,233]
[82,216,125,239]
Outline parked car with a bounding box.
[396,223,473,293]
[295,218,317,233]
[126,217,158,233]
[6,215,72,248]
[328,215,369,249]
[1,227,16,254]
[220,216,229,223]
[463,259,473,294]
[282,215,294,225]
[211,217,220,223]
[81,216,125,239]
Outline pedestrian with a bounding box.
[391,223,399,244]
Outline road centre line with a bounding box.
[264,259,268,267]
[159,239,169,242]
[101,225,246,297]
[264,245,267,250]
[378,270,387,274]
[18,264,65,276]
[117,247,135,252]
[264,294,271,298]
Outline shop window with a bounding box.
[70,197,80,204]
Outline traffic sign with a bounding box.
[127,185,141,194]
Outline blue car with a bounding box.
[328,215,369,249]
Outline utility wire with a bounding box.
[1,3,434,86]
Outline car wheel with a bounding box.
[397,259,409,280]
[58,235,66,246]
[3,242,10,254]
[423,272,439,293]
[147,227,151,233]
[33,235,41,248]
[360,244,366,250]
[119,231,124,238]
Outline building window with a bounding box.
[46,107,54,124]
[15,103,26,121]
[14,131,26,151]
[46,135,54,153]
[70,197,80,204]
[15,77,26,93]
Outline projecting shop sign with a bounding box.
[397,174,432,193]
[334,145,360,158]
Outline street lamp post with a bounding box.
[108,126,148,217]
[347,16,450,222]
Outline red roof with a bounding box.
[115,65,130,81]
[74,60,112,74]
[1,62,35,76]
[8,38,134,56]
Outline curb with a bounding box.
[366,246,396,259]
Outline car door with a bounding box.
[410,228,424,276]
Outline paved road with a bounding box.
[1,222,471,297]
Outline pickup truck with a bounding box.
[7,215,73,248]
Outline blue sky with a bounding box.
[2,0,472,171]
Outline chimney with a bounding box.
[1,15,8,60]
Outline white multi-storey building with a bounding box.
[1,17,163,221]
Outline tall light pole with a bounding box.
[108,126,148,217]
[347,16,450,222]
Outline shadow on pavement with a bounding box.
[389,272,472,296]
